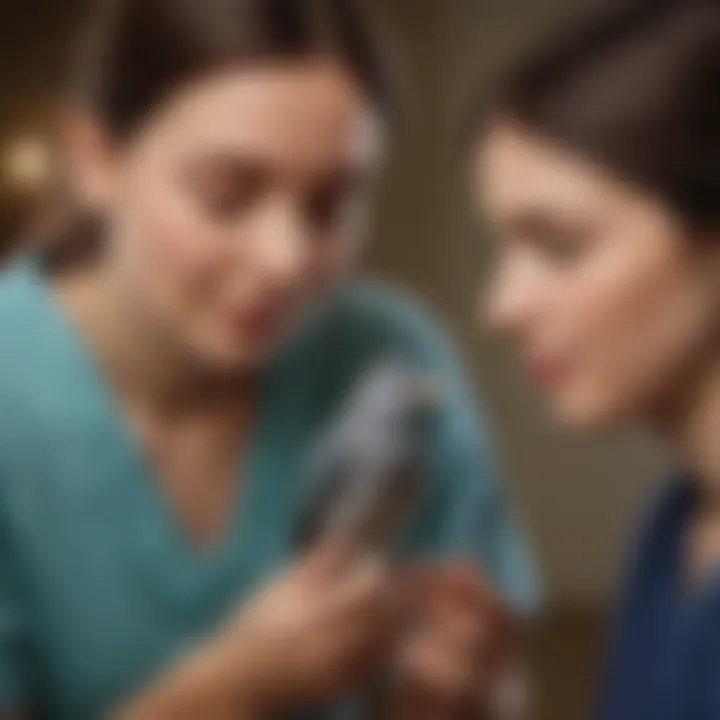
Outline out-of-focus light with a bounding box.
[3,137,52,193]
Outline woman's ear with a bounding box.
[60,108,119,213]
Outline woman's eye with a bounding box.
[304,171,369,235]
[508,212,597,266]
[185,160,266,222]
[533,223,596,265]
[305,187,355,233]
[542,233,589,263]
[193,179,262,222]
[198,188,249,219]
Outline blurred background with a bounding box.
[0,0,670,717]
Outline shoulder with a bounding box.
[319,277,455,367]
[617,473,694,599]
[0,257,53,395]
[0,257,77,467]
[277,277,461,427]
[281,276,484,433]
[632,474,694,550]
[0,256,44,331]
[0,255,66,386]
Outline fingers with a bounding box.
[400,605,486,677]
[300,549,512,706]
[308,554,402,685]
[399,629,478,704]
[301,541,404,637]
[326,552,392,617]
[428,560,514,656]
[332,554,412,650]
[397,612,505,710]
[433,559,504,615]
[434,611,487,660]
[396,561,517,711]
[299,533,357,579]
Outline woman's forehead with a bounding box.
[478,123,659,220]
[130,61,385,172]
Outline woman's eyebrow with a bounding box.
[189,151,372,189]
[184,152,274,190]
[495,206,552,237]
[190,151,272,174]
[501,204,594,238]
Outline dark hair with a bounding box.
[75,0,396,138]
[483,0,720,230]
[41,0,397,267]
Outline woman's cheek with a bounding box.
[561,233,705,424]
[140,180,233,295]
[107,195,225,354]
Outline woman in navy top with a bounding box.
[472,0,720,718]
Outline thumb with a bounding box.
[300,532,357,580]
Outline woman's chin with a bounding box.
[548,394,629,433]
[188,334,279,374]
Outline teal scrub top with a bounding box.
[0,257,537,719]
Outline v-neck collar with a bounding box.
[17,256,308,612]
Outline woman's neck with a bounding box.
[656,348,720,500]
[52,263,248,417]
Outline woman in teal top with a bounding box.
[0,1,535,718]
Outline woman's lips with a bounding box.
[528,355,573,389]
[230,304,286,342]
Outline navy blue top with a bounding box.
[600,477,720,720]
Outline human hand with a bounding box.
[210,537,404,714]
[390,561,519,720]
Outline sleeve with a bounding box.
[385,292,541,616]
[0,499,31,713]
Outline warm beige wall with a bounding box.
[365,0,670,602]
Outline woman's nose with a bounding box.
[252,202,310,285]
[483,261,538,338]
